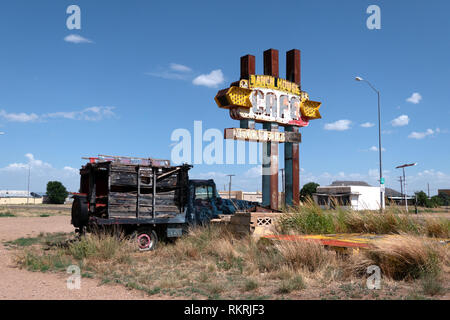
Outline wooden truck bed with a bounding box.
[78,158,191,221]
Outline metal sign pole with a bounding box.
[285,49,301,207]
[263,49,279,210]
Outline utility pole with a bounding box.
[226,174,235,200]
[427,183,430,198]
[396,163,417,213]
[27,165,31,205]
[403,168,407,212]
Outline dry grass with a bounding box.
[12,223,449,299]
[353,235,448,281]
[0,204,71,217]
[274,239,336,272]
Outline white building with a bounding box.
[312,181,384,211]
[0,190,43,205]
[219,191,262,202]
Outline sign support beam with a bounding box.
[262,49,279,210]
[285,49,301,206]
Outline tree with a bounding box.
[415,191,428,207]
[430,195,443,207]
[415,190,438,208]
[46,181,69,204]
[437,192,450,206]
[300,182,319,202]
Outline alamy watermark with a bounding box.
[366,5,381,30]
[66,265,81,290]
[366,265,381,290]
[66,5,81,30]
[171,121,272,174]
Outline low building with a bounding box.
[438,189,450,197]
[0,190,43,205]
[385,187,415,206]
[312,181,384,211]
[219,191,262,202]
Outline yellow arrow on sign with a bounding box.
[300,100,322,119]
[215,87,252,109]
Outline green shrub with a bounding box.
[276,275,305,294]
[46,181,69,204]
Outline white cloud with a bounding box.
[324,120,352,131]
[244,166,261,178]
[146,70,188,80]
[146,63,193,80]
[63,166,79,174]
[408,128,435,139]
[408,169,450,194]
[0,110,39,122]
[369,146,386,152]
[64,34,93,44]
[0,154,79,191]
[391,114,409,127]
[0,107,116,123]
[192,69,224,88]
[170,63,192,72]
[406,92,422,104]
[360,122,375,128]
[45,106,116,121]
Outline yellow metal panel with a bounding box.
[300,100,322,119]
[227,87,252,108]
[215,87,252,109]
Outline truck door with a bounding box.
[192,184,219,225]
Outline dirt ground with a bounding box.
[1,207,448,300]
[0,215,151,300]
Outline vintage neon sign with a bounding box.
[215,75,321,127]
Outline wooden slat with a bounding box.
[109,171,178,188]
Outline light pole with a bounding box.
[280,168,285,207]
[395,163,417,212]
[355,76,384,211]
[226,174,235,200]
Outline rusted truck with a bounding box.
[71,155,257,250]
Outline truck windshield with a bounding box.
[195,186,214,200]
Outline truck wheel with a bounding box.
[71,196,88,228]
[134,229,158,251]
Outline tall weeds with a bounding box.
[353,235,448,281]
[278,200,449,238]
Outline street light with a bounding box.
[355,76,384,211]
[395,163,417,212]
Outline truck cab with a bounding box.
[186,179,256,225]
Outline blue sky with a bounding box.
[0,0,449,195]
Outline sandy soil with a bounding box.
[0,216,149,300]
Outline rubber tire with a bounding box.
[71,196,88,228]
[133,229,158,251]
